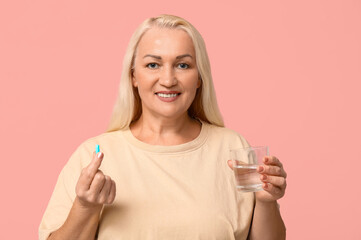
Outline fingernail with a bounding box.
[261,174,267,180]
[258,166,264,172]
[264,157,268,163]
[97,152,103,158]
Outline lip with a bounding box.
[155,92,181,102]
[155,91,181,94]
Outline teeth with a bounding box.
[156,93,178,98]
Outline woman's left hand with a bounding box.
[228,156,287,203]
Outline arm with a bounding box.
[45,151,116,240]
[228,155,287,240]
[248,200,286,240]
[48,197,102,240]
[248,156,287,240]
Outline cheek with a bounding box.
[134,71,154,90]
[185,74,200,93]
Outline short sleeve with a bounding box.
[236,133,251,149]
[229,131,252,163]
[38,142,92,240]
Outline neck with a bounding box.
[130,113,201,146]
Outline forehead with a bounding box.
[136,27,195,57]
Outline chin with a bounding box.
[153,109,188,119]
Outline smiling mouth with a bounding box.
[155,93,181,98]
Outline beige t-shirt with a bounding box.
[39,121,255,240]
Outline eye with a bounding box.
[147,63,159,69]
[177,63,189,69]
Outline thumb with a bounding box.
[227,160,234,170]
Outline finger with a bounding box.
[263,182,284,197]
[227,160,234,170]
[87,151,104,176]
[260,174,287,189]
[106,180,116,204]
[77,152,96,190]
[78,152,104,190]
[263,156,283,168]
[89,170,106,195]
[258,165,287,177]
[97,176,112,204]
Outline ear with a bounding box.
[197,77,202,88]
[132,70,138,87]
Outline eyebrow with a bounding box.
[143,54,193,59]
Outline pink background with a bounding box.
[1,0,360,239]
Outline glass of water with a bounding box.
[230,146,269,192]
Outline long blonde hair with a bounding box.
[106,14,224,132]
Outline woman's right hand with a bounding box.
[75,151,116,209]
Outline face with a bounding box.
[132,27,201,120]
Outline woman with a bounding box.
[39,14,287,240]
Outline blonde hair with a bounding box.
[106,14,224,132]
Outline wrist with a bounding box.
[255,199,279,209]
[74,197,103,215]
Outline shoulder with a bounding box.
[76,130,122,150]
[204,123,250,148]
[67,130,123,166]
[205,122,245,139]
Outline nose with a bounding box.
[159,65,177,87]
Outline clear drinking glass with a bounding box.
[230,146,269,192]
